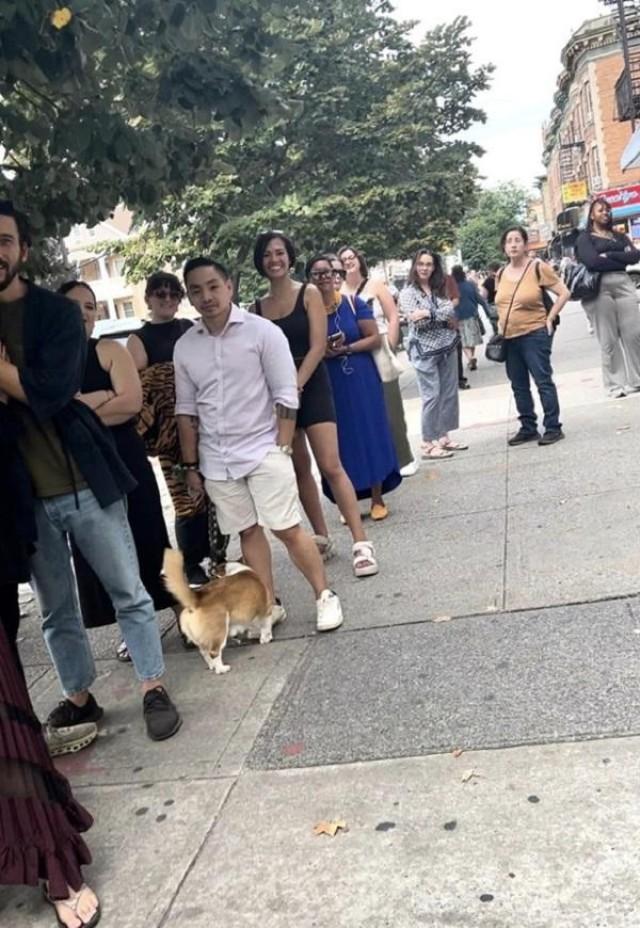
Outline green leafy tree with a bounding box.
[0,0,298,250]
[458,182,528,269]
[111,5,492,298]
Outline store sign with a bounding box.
[599,183,640,210]
[561,180,589,205]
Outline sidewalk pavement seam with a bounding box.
[155,776,240,928]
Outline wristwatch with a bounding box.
[278,444,293,456]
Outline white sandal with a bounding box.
[421,444,454,460]
[353,541,379,577]
[44,883,101,927]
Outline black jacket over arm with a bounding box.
[576,231,640,273]
[17,282,136,507]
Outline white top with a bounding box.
[174,305,298,481]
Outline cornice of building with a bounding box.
[542,14,619,166]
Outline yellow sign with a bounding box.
[561,180,588,205]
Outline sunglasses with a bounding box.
[332,268,347,279]
[151,287,182,299]
[310,269,334,280]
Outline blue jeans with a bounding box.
[29,488,164,696]
[505,327,561,434]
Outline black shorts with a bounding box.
[297,361,336,429]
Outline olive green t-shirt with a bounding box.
[0,299,86,498]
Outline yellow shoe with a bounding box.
[370,503,389,521]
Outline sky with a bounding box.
[394,0,606,193]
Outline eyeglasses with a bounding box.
[332,268,347,279]
[151,287,182,299]
[310,269,333,280]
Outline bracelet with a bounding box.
[182,462,200,471]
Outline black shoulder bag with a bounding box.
[485,261,532,364]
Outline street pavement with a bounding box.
[3,301,640,927]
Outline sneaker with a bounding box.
[399,459,419,477]
[459,380,471,390]
[312,534,336,561]
[186,563,209,587]
[271,598,287,626]
[116,640,131,663]
[538,429,565,446]
[143,686,182,741]
[316,590,344,632]
[507,429,540,447]
[46,722,98,757]
[47,693,104,729]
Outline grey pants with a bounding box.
[585,272,640,394]
[413,346,460,441]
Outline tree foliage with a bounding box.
[457,182,528,269]
[0,0,298,242]
[111,4,492,297]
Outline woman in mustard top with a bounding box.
[496,226,570,447]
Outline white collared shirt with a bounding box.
[174,305,298,480]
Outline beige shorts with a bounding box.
[205,449,301,535]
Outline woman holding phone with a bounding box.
[252,231,378,577]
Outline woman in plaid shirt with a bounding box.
[399,249,468,460]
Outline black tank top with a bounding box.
[255,285,308,363]
[136,318,193,365]
[83,338,135,434]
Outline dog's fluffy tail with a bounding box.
[162,549,198,610]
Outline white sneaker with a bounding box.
[271,600,287,626]
[316,590,344,632]
[45,722,98,757]
[400,458,419,477]
[312,534,336,561]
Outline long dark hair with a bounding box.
[58,280,97,304]
[586,197,613,232]
[408,248,446,297]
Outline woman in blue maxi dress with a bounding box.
[308,255,401,509]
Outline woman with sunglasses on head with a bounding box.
[306,254,401,515]
[339,245,417,477]
[399,249,467,460]
[252,232,378,577]
[576,198,640,397]
[58,281,180,651]
[127,272,228,590]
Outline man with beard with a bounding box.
[0,201,181,741]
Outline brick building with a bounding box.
[541,12,640,247]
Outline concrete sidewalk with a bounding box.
[3,302,640,928]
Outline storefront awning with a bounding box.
[621,127,640,171]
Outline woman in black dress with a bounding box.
[127,272,228,584]
[252,232,377,578]
[58,281,180,655]
[0,399,100,927]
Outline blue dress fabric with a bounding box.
[324,296,401,502]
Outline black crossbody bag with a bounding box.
[485,261,532,364]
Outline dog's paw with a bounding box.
[214,663,231,675]
[259,629,273,644]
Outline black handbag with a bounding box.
[485,261,532,364]
[563,262,601,301]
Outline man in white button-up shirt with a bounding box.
[174,257,343,633]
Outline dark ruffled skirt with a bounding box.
[0,614,93,899]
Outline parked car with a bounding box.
[94,317,143,344]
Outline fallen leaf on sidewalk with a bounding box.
[433,615,452,623]
[461,769,481,783]
[616,425,631,433]
[452,748,464,758]
[313,820,347,837]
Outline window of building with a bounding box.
[80,259,100,283]
[115,299,135,319]
[590,146,602,191]
[96,301,109,320]
[583,82,593,123]
[108,256,125,277]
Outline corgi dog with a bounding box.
[162,550,272,674]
